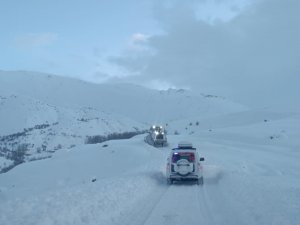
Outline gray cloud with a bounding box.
[110,0,300,107]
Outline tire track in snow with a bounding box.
[201,174,259,225]
[196,184,216,225]
[122,184,170,225]
[135,183,213,225]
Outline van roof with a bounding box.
[172,147,196,151]
[177,141,194,149]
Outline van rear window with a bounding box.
[172,152,195,163]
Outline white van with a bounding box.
[166,141,204,185]
[145,125,168,147]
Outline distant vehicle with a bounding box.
[166,141,204,185]
[145,125,167,147]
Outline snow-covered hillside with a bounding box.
[1,70,299,225]
[0,110,299,225]
[0,70,247,123]
[0,70,247,172]
[0,92,145,172]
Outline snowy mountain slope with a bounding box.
[0,94,58,135]
[0,112,299,225]
[0,70,247,172]
[0,93,146,172]
[0,94,145,136]
[166,108,299,136]
[0,70,247,123]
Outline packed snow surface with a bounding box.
[1,111,300,225]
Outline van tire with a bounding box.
[198,177,204,185]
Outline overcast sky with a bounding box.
[1,0,299,107]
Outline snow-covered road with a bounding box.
[123,133,300,225]
[0,129,300,225]
[128,184,217,225]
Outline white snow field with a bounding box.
[0,110,300,225]
[0,70,247,170]
[0,71,299,225]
